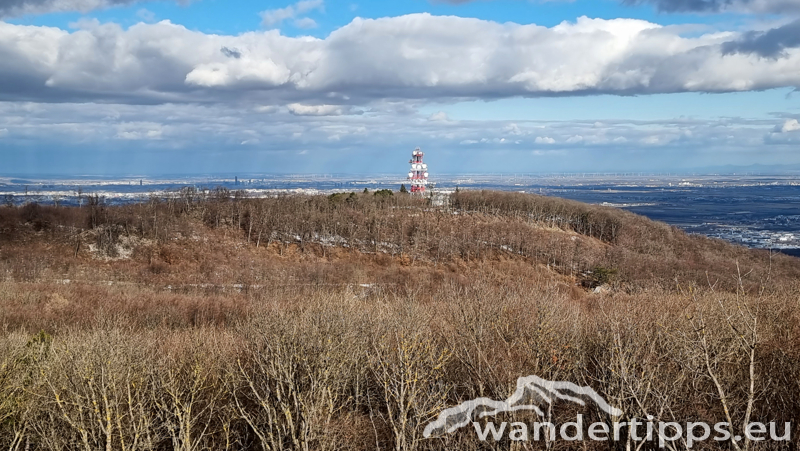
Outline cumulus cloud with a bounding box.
[535,136,556,144]
[765,119,800,143]
[622,0,800,14]
[1,14,800,107]
[775,118,800,132]
[185,58,291,88]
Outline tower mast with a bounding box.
[407,147,429,194]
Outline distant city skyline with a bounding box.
[1,0,799,175]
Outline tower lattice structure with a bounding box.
[407,147,429,194]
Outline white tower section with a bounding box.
[408,147,429,194]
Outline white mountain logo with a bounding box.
[423,375,623,438]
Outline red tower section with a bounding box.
[407,147,429,194]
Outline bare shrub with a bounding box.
[35,328,163,451]
[232,303,365,451]
[0,191,798,450]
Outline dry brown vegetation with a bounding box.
[0,189,799,450]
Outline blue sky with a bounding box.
[9,0,756,35]
[1,0,799,175]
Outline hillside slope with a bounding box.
[1,190,799,451]
[1,189,796,294]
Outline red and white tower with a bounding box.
[408,147,429,194]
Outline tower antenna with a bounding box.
[407,147,429,194]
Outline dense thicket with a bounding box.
[0,190,798,450]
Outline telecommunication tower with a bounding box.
[407,147,429,194]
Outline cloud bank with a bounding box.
[1,13,799,173]
[0,14,799,108]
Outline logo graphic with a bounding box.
[423,375,622,438]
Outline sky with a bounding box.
[0,0,799,175]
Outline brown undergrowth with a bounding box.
[0,190,799,450]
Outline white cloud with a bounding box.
[261,0,323,27]
[504,123,523,135]
[293,17,318,29]
[0,128,7,137]
[260,6,294,26]
[535,136,556,144]
[287,103,347,116]
[0,14,800,110]
[428,111,450,122]
[765,118,800,143]
[114,122,163,140]
[776,118,800,132]
[185,58,291,88]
